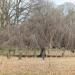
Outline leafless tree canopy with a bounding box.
[0,0,75,52]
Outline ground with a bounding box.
[0,56,75,75]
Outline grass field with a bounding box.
[0,56,75,75]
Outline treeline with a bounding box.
[0,0,75,52]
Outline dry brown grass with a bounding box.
[0,56,75,75]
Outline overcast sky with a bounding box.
[52,0,75,5]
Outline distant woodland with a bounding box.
[0,0,75,53]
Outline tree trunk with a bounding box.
[40,48,46,60]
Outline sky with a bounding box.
[52,0,75,5]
